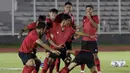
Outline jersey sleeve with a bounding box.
[27,22,37,30]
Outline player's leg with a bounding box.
[18,52,35,73]
[65,41,72,62]
[90,66,97,73]
[42,50,60,73]
[41,57,54,73]
[33,58,41,73]
[23,59,35,73]
[92,41,101,73]
[59,62,78,73]
[48,60,55,73]
[80,64,85,73]
[85,53,97,73]
[41,51,50,73]
[93,53,101,73]
[60,48,70,68]
[55,58,60,73]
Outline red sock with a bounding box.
[41,57,49,73]
[55,58,60,72]
[59,67,69,73]
[22,65,35,73]
[95,58,101,72]
[81,64,85,71]
[93,71,97,73]
[49,61,55,73]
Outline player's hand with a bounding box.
[74,35,80,39]
[56,44,65,49]
[86,12,91,18]
[90,35,96,39]
[17,34,22,39]
[51,50,61,55]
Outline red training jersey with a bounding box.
[19,30,39,53]
[82,15,99,41]
[47,22,75,49]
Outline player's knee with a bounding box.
[89,66,97,73]
[35,58,41,65]
[26,59,35,66]
[93,53,98,59]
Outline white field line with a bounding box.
[0,67,43,71]
[0,67,22,70]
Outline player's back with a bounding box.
[19,30,39,53]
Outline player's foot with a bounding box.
[81,71,85,73]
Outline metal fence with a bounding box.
[0,0,130,35]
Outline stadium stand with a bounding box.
[0,0,130,33]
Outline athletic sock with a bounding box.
[22,65,35,73]
[49,61,55,73]
[59,67,69,73]
[41,57,49,73]
[81,64,85,71]
[95,58,101,72]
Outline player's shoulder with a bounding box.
[28,30,38,37]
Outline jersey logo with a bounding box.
[57,32,59,34]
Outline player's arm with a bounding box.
[89,17,98,29]
[87,13,98,29]
[18,27,29,38]
[48,38,62,48]
[36,38,60,55]
[76,24,83,29]
[75,31,95,38]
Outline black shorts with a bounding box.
[81,40,98,53]
[18,52,37,65]
[49,48,67,61]
[72,51,95,68]
[65,41,72,50]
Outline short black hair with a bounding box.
[37,22,47,29]
[62,14,71,21]
[38,15,46,21]
[86,5,94,9]
[49,8,58,14]
[65,2,72,6]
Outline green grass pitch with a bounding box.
[0,51,130,73]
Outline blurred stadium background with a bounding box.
[0,0,130,45]
[0,0,130,73]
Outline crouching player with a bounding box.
[41,14,95,73]
[18,22,60,73]
[59,49,97,73]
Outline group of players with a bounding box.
[18,1,101,73]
